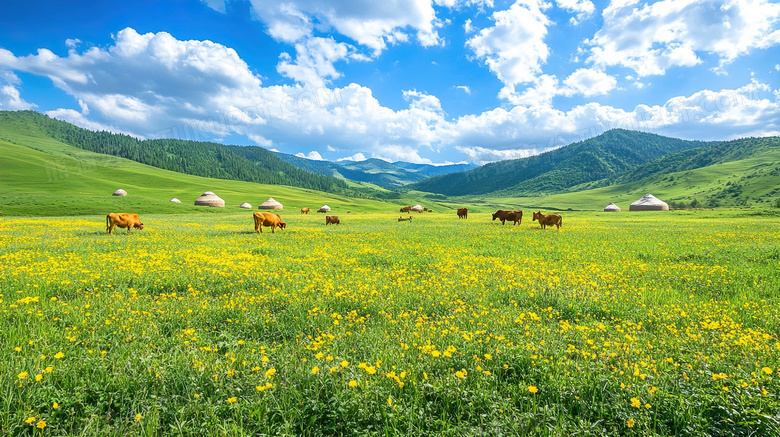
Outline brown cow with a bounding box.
[491,209,523,226]
[325,215,340,225]
[400,206,413,213]
[253,212,286,233]
[457,208,468,219]
[532,211,562,230]
[398,216,413,222]
[301,207,310,214]
[106,213,144,234]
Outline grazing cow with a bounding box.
[400,206,413,213]
[317,208,328,213]
[106,213,144,234]
[532,211,563,230]
[491,210,523,226]
[301,207,310,214]
[325,215,340,225]
[253,212,286,233]
[398,216,413,222]
[457,208,468,219]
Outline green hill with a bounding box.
[0,117,403,216]
[0,110,367,197]
[408,129,707,196]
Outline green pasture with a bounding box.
[1,210,778,436]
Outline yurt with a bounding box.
[170,198,181,203]
[412,204,423,212]
[629,194,669,211]
[258,198,283,210]
[239,202,252,209]
[603,202,621,212]
[112,189,127,197]
[194,191,225,207]
[317,205,331,213]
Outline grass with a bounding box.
[1,210,779,436]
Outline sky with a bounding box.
[1,0,779,165]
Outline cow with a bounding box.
[532,211,563,230]
[106,213,144,234]
[325,215,340,225]
[253,212,286,233]
[301,207,310,214]
[398,216,413,222]
[457,208,468,219]
[400,206,413,213]
[492,210,523,226]
[317,208,329,213]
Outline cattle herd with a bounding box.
[105,207,562,235]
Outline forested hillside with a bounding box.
[0,111,360,196]
[409,129,708,196]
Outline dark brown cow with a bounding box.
[301,207,310,214]
[400,206,413,213]
[491,209,523,226]
[106,213,144,234]
[532,211,562,230]
[457,208,468,219]
[253,212,286,233]
[398,216,413,222]
[325,215,340,225]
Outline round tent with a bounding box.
[239,202,252,209]
[258,198,283,210]
[170,198,181,203]
[603,202,621,212]
[411,204,424,212]
[112,189,127,197]
[629,194,669,211]
[317,205,331,213]
[194,191,225,207]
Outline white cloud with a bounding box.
[201,0,227,13]
[295,150,325,160]
[277,37,354,87]
[337,152,367,162]
[0,70,35,110]
[2,29,779,166]
[455,145,552,165]
[466,0,551,101]
[555,0,595,24]
[588,0,780,76]
[455,85,471,94]
[561,68,617,97]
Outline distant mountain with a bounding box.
[408,129,708,196]
[273,152,477,188]
[0,110,368,197]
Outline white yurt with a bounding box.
[629,194,669,211]
[411,204,424,212]
[194,191,225,207]
[258,198,283,210]
[112,189,127,197]
[317,205,331,213]
[603,202,621,212]
[239,202,252,209]
[170,198,181,203]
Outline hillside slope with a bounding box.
[0,120,398,216]
[408,129,707,196]
[0,110,364,197]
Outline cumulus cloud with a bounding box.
[466,0,551,101]
[295,150,325,160]
[587,0,780,76]
[455,85,471,94]
[1,28,779,166]
[0,70,35,110]
[555,0,595,24]
[337,152,367,162]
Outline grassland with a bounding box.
[2,210,778,436]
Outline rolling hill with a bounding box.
[408,129,708,196]
[272,152,476,188]
[0,110,369,198]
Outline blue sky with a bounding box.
[1,0,779,165]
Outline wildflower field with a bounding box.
[1,210,779,436]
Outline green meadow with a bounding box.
[1,210,779,436]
